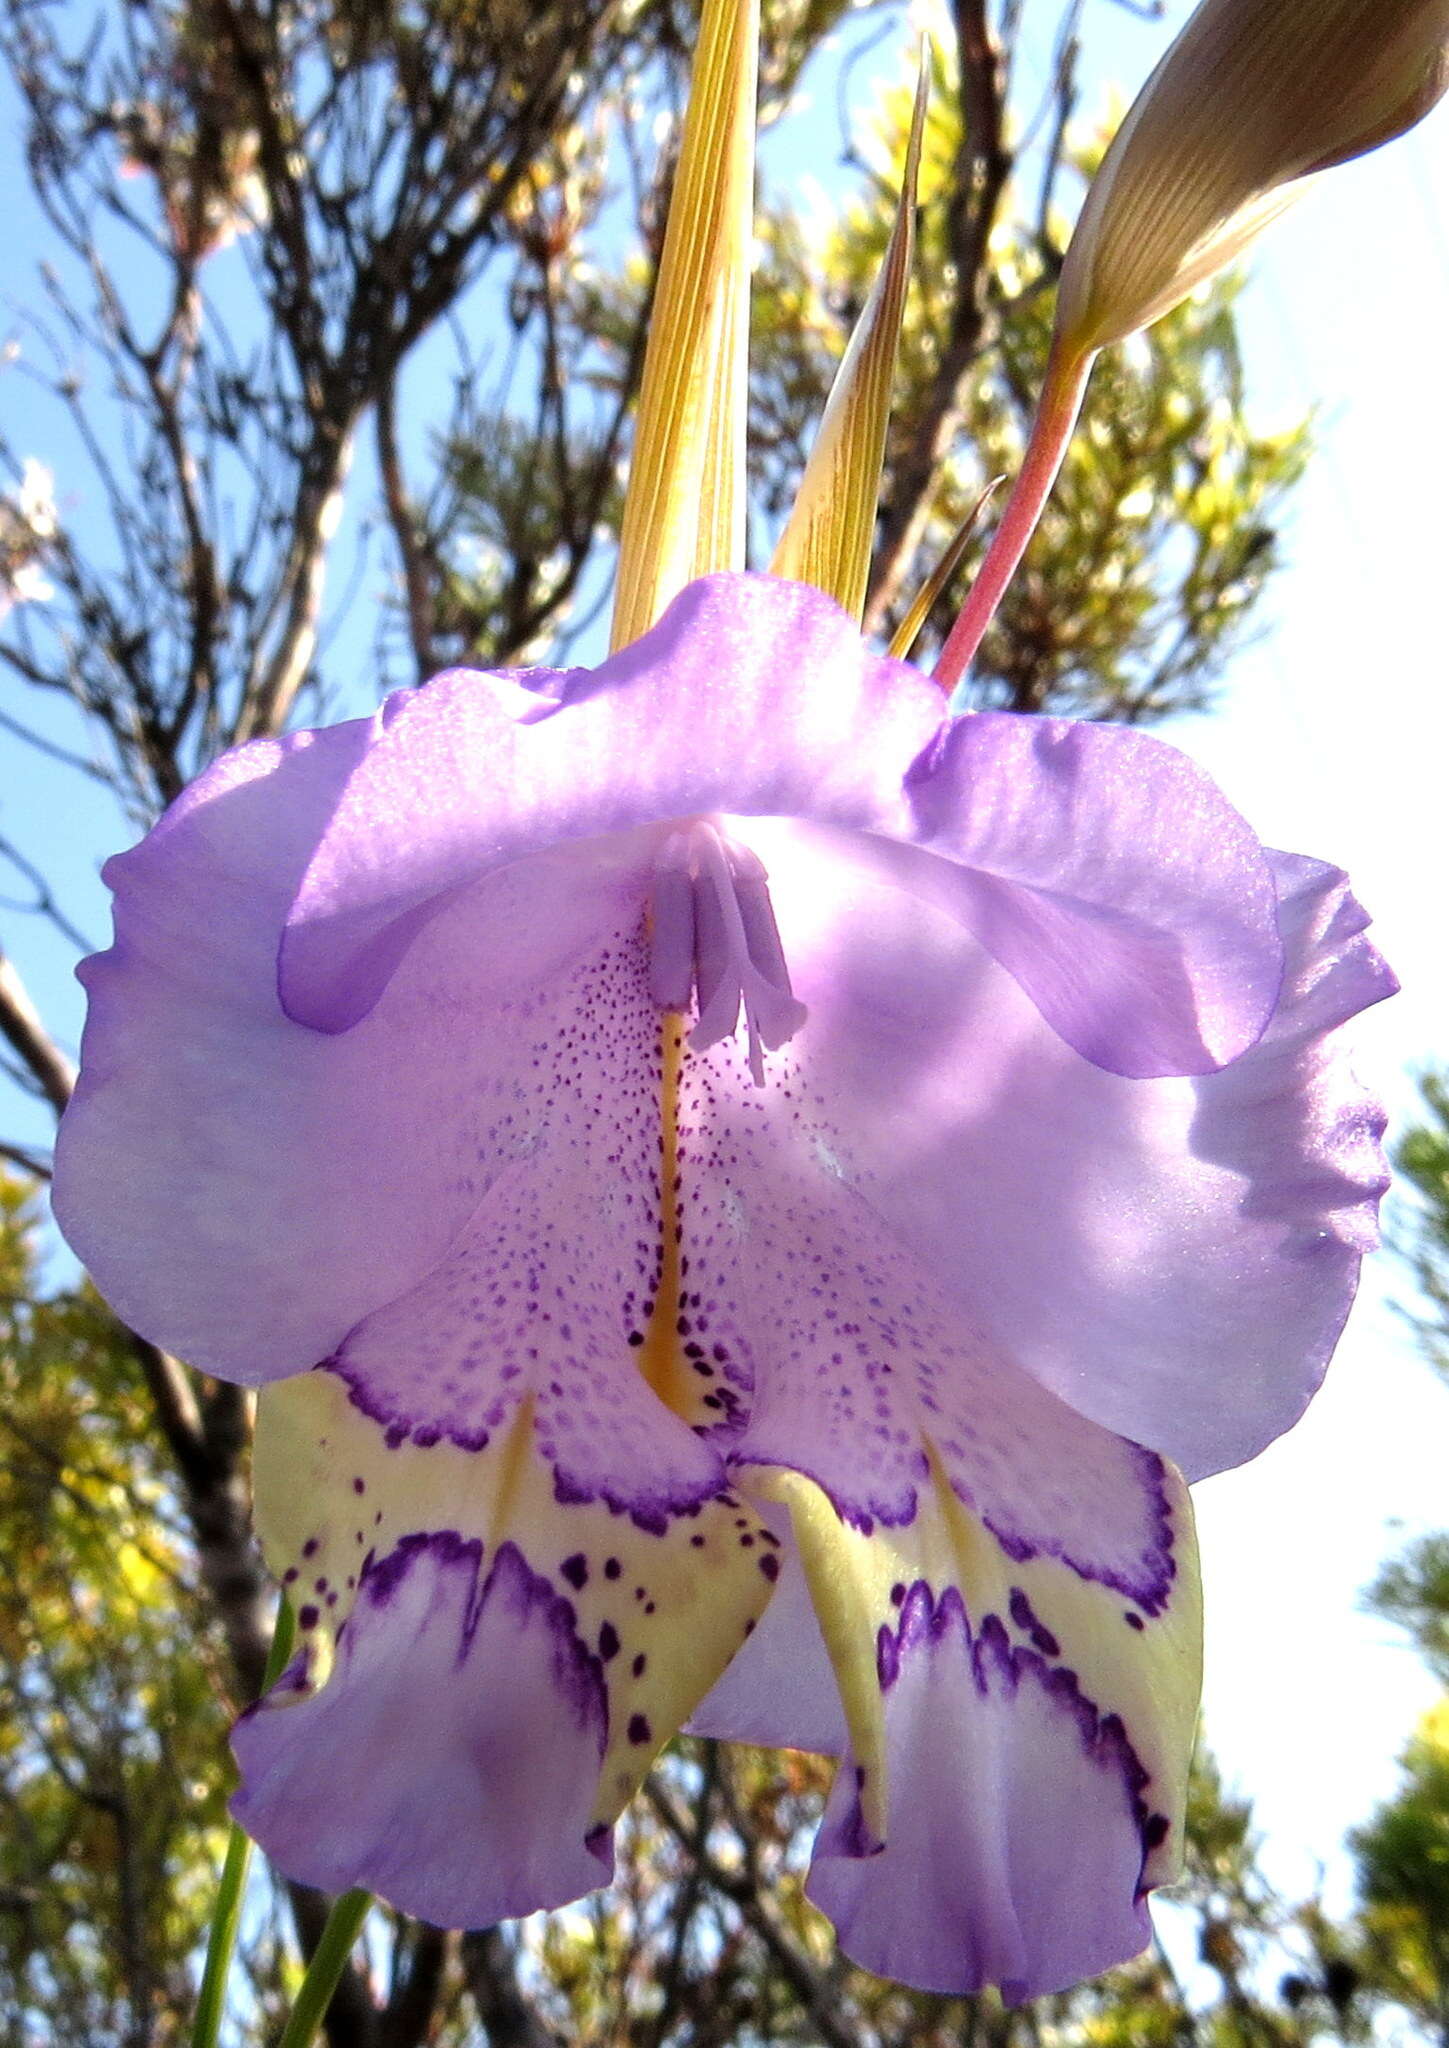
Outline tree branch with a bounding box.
[0,947,76,1117]
[461,1927,562,2048]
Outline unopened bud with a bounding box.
[1056,0,1449,353]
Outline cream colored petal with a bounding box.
[253,1373,778,1833]
[743,1444,1202,1894]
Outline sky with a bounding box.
[2,0,1447,1929]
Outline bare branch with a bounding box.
[0,946,76,1116]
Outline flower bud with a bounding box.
[1056,0,1449,354]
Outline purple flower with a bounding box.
[53,571,1393,1998]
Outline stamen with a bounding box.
[646,821,807,1085]
[646,833,697,1012]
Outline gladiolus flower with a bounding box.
[52,569,1393,1997]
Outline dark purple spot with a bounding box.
[758,1553,779,1582]
[604,1558,622,1580]
[627,1712,652,1745]
[1143,1813,1170,1850]
[298,1604,320,1629]
[690,1534,706,1549]
[283,1566,299,1585]
[561,1553,589,1591]
[599,1622,620,1660]
[1125,1611,1145,1631]
[301,1538,319,1559]
[352,1476,365,1495]
[889,1582,906,1607]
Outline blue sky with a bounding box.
[3,0,1446,1925]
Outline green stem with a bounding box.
[190,1601,297,2048]
[277,1889,374,2048]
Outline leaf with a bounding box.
[610,0,759,652]
[769,49,929,621]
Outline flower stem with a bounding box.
[191,1600,297,2048]
[932,341,1096,694]
[277,1890,374,2048]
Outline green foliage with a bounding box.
[1394,1070,1449,1384]
[1365,1535,1449,1690]
[0,1178,230,2045]
[1350,1708,1449,2041]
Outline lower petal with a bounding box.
[234,1365,781,1924]
[806,1583,1156,2000]
[232,1531,613,1925]
[742,1447,1201,2000]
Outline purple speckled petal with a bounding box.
[54,826,661,1384]
[723,818,1392,1480]
[232,1535,613,1925]
[808,1590,1154,1999]
[321,984,727,1525]
[676,1015,1176,1598]
[723,1423,1199,1998]
[242,1357,782,1924]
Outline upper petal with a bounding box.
[55,837,662,1382]
[278,574,946,1032]
[710,819,1392,1481]
[901,712,1283,1075]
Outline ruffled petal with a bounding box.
[278,575,944,1032]
[722,818,1391,1479]
[234,1361,780,1924]
[901,711,1284,1076]
[743,1451,1200,2000]
[55,839,663,1383]
[233,1531,613,1925]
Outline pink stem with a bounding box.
[933,343,1096,694]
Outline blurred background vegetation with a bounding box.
[0,0,1443,2041]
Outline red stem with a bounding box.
[933,342,1096,694]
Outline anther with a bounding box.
[647,822,806,1084]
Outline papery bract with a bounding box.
[52,571,1393,1998]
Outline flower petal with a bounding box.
[901,710,1282,1075]
[278,576,944,1033]
[742,1447,1200,1999]
[234,1364,780,1923]
[275,576,1281,1082]
[55,803,664,1382]
[687,1510,848,1756]
[233,1531,613,1925]
[722,818,1391,1479]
